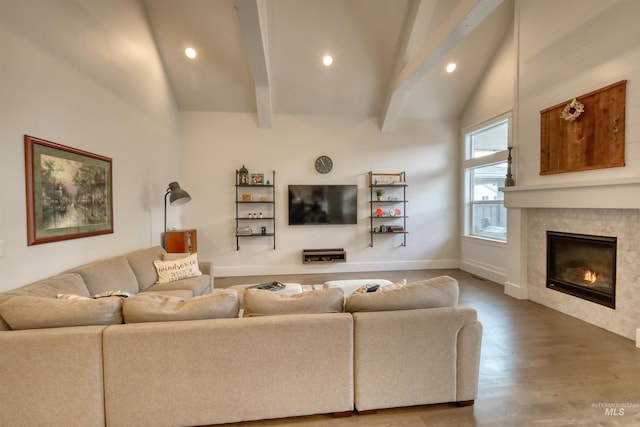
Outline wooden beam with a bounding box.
[233,0,272,128]
[381,0,504,131]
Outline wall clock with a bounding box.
[315,155,333,174]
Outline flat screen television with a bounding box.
[288,185,357,225]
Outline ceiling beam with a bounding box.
[233,0,272,128]
[380,0,504,131]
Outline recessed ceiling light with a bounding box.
[323,55,333,66]
[185,47,197,59]
[446,62,456,73]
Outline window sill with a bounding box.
[462,235,507,246]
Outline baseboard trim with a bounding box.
[505,281,528,300]
[460,260,506,284]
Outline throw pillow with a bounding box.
[353,283,380,294]
[378,279,407,292]
[153,253,202,284]
[344,276,459,313]
[0,296,123,330]
[93,290,134,298]
[243,287,344,317]
[56,294,93,301]
[122,289,239,323]
[162,252,191,261]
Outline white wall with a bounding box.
[180,112,460,277]
[458,18,515,284]
[516,0,640,187]
[0,0,181,291]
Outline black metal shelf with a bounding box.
[368,171,407,247]
[235,169,276,250]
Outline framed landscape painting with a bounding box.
[24,135,113,245]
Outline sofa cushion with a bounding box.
[0,296,123,330]
[344,276,459,313]
[73,256,139,295]
[2,273,90,298]
[140,289,194,299]
[243,287,344,317]
[122,290,239,323]
[126,246,166,291]
[153,253,202,283]
[143,274,211,296]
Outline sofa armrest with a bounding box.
[199,261,213,287]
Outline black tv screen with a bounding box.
[288,185,357,225]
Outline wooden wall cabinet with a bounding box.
[165,229,197,253]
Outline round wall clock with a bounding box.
[315,155,333,174]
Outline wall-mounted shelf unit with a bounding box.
[369,171,407,247]
[235,170,276,250]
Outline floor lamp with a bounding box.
[164,182,192,247]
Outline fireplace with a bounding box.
[546,231,616,308]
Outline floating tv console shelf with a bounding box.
[302,248,347,264]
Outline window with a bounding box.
[463,116,510,241]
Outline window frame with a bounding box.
[462,113,512,242]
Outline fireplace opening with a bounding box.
[546,231,616,309]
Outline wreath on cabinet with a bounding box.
[561,98,584,122]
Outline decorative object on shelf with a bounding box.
[164,181,192,240]
[505,146,515,187]
[237,226,252,235]
[371,173,402,185]
[251,173,264,185]
[241,193,253,202]
[238,165,249,185]
[375,189,385,201]
[314,155,333,174]
[261,226,266,235]
[376,208,383,217]
[24,135,114,245]
[561,98,584,122]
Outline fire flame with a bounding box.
[583,270,597,284]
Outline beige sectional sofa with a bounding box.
[0,250,482,427]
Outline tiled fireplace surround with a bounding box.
[504,180,640,340]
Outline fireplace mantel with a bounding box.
[502,178,640,209]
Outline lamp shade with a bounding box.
[167,182,191,206]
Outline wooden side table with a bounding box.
[165,229,197,253]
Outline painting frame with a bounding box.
[250,173,264,185]
[24,135,113,245]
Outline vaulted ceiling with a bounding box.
[143,0,513,129]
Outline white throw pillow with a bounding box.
[153,253,202,283]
